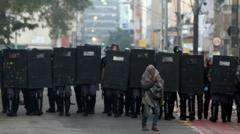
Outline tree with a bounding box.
[0,0,40,45]
[105,28,133,50]
[38,0,91,44]
[0,0,91,46]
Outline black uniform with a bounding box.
[46,88,57,113]
[26,88,44,115]
[6,88,20,116]
[1,87,8,113]
[164,92,177,120]
[209,56,237,123]
[102,57,124,117]
[56,86,71,116]
[79,84,97,116]
[203,63,211,119]
[131,88,142,118]
[234,64,240,123]
[75,85,83,113]
[179,55,204,121]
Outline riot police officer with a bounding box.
[203,59,211,119]
[173,46,192,121]
[102,44,124,117]
[178,50,204,121]
[209,56,236,123]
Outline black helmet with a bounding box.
[173,46,183,55]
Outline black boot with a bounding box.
[237,101,240,123]
[180,96,186,121]
[2,89,8,114]
[89,95,96,114]
[37,95,43,115]
[209,100,218,122]
[226,100,233,122]
[131,97,138,118]
[7,97,14,116]
[197,94,203,120]
[221,102,227,123]
[58,97,64,116]
[164,95,171,120]
[82,95,88,116]
[189,95,195,121]
[46,97,56,113]
[65,97,71,116]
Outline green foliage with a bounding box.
[105,28,133,50]
[0,0,91,45]
[38,0,92,39]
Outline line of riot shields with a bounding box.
[0,46,239,123]
[1,48,202,99]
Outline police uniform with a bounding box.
[80,84,98,116]
[101,49,124,117]
[6,88,20,116]
[46,88,57,113]
[56,86,71,116]
[1,87,8,113]
[75,85,83,113]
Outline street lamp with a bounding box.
[93,16,98,21]
[92,37,97,42]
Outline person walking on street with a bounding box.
[141,65,164,132]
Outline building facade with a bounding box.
[79,0,119,45]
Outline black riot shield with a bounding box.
[211,56,237,95]
[53,48,76,86]
[103,51,130,90]
[180,55,204,94]
[129,49,155,89]
[76,45,101,84]
[156,52,179,92]
[3,49,28,88]
[28,49,52,88]
[0,52,3,88]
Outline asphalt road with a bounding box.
[0,90,200,134]
[3,90,240,134]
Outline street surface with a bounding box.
[0,90,239,134]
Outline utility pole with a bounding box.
[232,0,239,57]
[163,0,168,51]
[177,0,182,47]
[193,0,200,55]
[161,0,164,51]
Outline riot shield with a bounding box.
[53,48,76,86]
[129,49,155,89]
[211,56,237,95]
[28,49,52,88]
[180,55,204,94]
[156,52,179,92]
[76,45,101,84]
[3,49,28,88]
[103,51,130,90]
[0,52,3,88]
